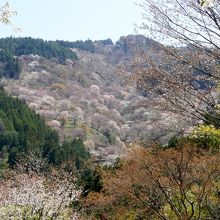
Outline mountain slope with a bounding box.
[1,35,190,163]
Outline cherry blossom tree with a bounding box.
[133,0,220,126]
[0,2,20,31]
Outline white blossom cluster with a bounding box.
[0,2,21,32]
[0,172,79,219]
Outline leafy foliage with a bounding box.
[96,38,113,46]
[79,167,102,198]
[56,39,95,53]
[0,89,59,166]
[56,140,102,198]
[0,50,21,79]
[0,37,78,61]
[167,135,179,148]
[190,124,220,151]
[53,139,90,167]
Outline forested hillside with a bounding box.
[0,37,117,80]
[0,90,95,219]
[0,89,59,166]
[0,88,92,171]
[0,37,79,79]
[0,37,78,60]
[56,39,95,53]
[1,34,191,165]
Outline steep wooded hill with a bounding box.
[1,35,190,163]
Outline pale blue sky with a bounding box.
[0,0,142,42]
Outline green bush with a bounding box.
[190,125,220,151]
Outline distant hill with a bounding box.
[0,37,80,79]
[0,35,160,80]
[1,35,190,163]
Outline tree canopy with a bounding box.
[0,37,78,61]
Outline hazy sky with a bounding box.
[0,0,143,42]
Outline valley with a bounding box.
[1,35,190,163]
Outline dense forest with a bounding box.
[56,39,95,53]
[0,89,57,165]
[0,37,78,61]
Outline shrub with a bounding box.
[190,125,220,151]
